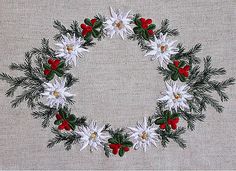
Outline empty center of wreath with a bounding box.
[71,39,163,126]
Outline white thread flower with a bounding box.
[145,33,178,66]
[158,82,192,112]
[55,34,88,66]
[128,117,158,152]
[41,78,74,109]
[77,121,109,151]
[104,7,133,39]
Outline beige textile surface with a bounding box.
[0,0,236,170]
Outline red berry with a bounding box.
[58,124,64,130]
[123,147,129,152]
[112,148,118,155]
[48,59,53,64]
[80,24,87,29]
[171,123,177,130]
[146,19,152,24]
[56,114,62,120]
[184,65,190,71]
[142,23,148,29]
[44,69,51,75]
[147,29,154,35]
[167,119,172,125]
[173,60,180,67]
[160,123,166,129]
[178,68,184,74]
[51,59,60,70]
[183,71,189,77]
[109,144,116,149]
[82,29,88,37]
[91,19,97,25]
[140,18,146,24]
[172,117,179,124]
[87,26,92,32]
[64,124,71,131]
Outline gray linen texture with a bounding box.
[0,0,236,170]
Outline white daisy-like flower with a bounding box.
[41,78,74,109]
[145,33,179,66]
[55,34,88,66]
[104,7,133,39]
[158,82,193,112]
[77,121,109,151]
[128,117,158,152]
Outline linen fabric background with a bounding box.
[0,0,236,170]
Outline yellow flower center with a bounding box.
[53,91,60,98]
[160,45,168,53]
[174,93,181,100]
[140,131,148,140]
[90,132,97,139]
[66,45,73,54]
[114,20,124,30]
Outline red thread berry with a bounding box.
[91,19,97,25]
[173,60,180,67]
[147,29,154,36]
[123,147,129,152]
[140,18,153,29]
[44,69,51,75]
[56,114,62,120]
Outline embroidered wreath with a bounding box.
[0,7,234,157]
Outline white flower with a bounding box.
[55,34,88,66]
[77,121,109,151]
[158,82,192,112]
[128,117,158,152]
[145,33,178,66]
[41,78,74,109]
[104,7,133,39]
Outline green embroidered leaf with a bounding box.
[171,71,178,81]
[142,30,148,40]
[165,124,171,132]
[68,114,77,123]
[92,29,99,38]
[43,64,51,69]
[62,112,68,119]
[148,24,156,30]
[119,148,125,157]
[135,18,142,26]
[122,141,133,147]
[55,70,64,77]
[84,32,92,41]
[93,21,102,29]
[58,62,65,68]
[155,118,165,125]
[179,74,186,82]
[54,119,62,125]
[108,138,118,144]
[46,71,55,80]
[133,27,141,34]
[84,18,92,26]
[167,63,177,71]
[69,123,76,130]
[178,61,186,68]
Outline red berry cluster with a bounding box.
[140,18,154,36]
[54,108,77,131]
[56,114,71,131]
[81,18,97,37]
[109,144,129,155]
[43,58,64,80]
[44,59,60,75]
[159,117,179,130]
[173,60,190,77]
